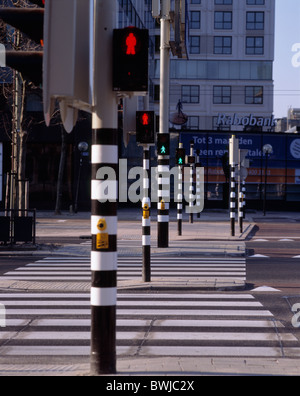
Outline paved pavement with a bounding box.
[1,209,300,376]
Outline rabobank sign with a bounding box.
[217,113,277,128]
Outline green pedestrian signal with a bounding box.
[157,134,170,156]
[176,147,186,166]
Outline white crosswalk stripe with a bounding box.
[1,256,246,282]
[1,291,300,359]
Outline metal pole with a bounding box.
[142,146,151,282]
[74,155,83,214]
[90,0,118,376]
[158,0,171,248]
[263,153,269,216]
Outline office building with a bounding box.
[152,0,276,132]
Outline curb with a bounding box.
[0,277,246,293]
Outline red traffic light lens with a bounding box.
[141,112,150,126]
[126,33,137,55]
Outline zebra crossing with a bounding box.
[1,255,246,282]
[1,291,300,359]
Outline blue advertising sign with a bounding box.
[180,132,290,168]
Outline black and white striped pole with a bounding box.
[176,143,185,236]
[90,0,118,375]
[196,150,202,219]
[136,111,155,281]
[229,136,239,237]
[157,133,170,248]
[242,180,246,219]
[142,146,151,282]
[188,141,195,224]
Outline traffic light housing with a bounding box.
[157,133,170,156]
[0,2,44,86]
[113,27,149,92]
[176,147,186,166]
[136,111,155,145]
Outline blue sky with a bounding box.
[274,0,300,118]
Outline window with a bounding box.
[214,36,232,54]
[247,0,265,5]
[215,12,232,30]
[246,12,264,30]
[190,11,201,29]
[187,116,199,130]
[246,37,264,55]
[215,0,232,4]
[190,36,201,54]
[245,86,263,104]
[182,85,200,103]
[213,86,231,104]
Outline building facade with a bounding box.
[152,0,276,132]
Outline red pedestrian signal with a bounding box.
[126,33,137,55]
[136,111,155,145]
[113,27,149,92]
[142,112,150,126]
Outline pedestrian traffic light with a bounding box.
[0,2,44,86]
[176,147,186,166]
[136,111,155,145]
[157,133,170,156]
[113,27,149,92]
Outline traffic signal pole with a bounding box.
[158,0,171,248]
[90,0,118,375]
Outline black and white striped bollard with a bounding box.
[230,163,236,237]
[142,146,151,282]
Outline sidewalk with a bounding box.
[1,357,300,376]
[0,209,251,291]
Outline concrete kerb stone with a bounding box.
[0,276,246,293]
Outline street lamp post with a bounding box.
[262,144,273,216]
[74,142,89,214]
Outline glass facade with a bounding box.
[155,60,273,80]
